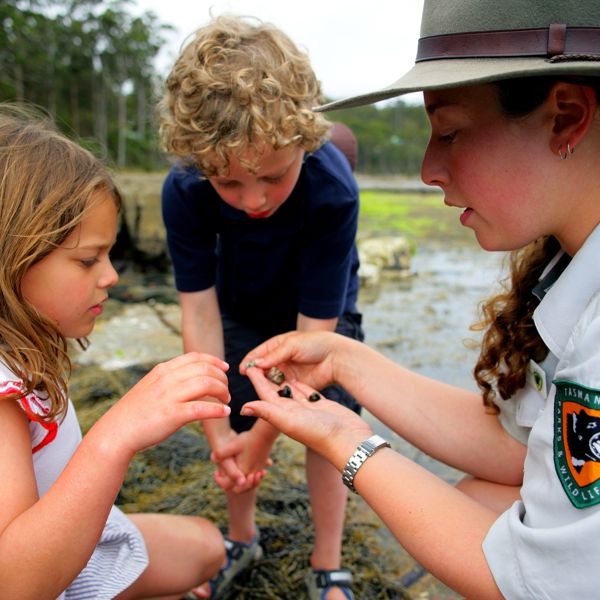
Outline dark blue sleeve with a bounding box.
[161,167,218,293]
[297,149,359,319]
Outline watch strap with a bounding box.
[342,434,391,493]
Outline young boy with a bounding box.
[159,15,363,600]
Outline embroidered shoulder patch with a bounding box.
[554,380,600,508]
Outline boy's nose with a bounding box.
[242,189,267,212]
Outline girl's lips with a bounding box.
[90,304,104,316]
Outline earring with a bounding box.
[558,143,575,160]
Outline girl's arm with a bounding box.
[0,352,230,599]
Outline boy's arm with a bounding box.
[178,287,230,445]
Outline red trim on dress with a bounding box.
[0,380,58,454]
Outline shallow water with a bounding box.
[358,242,506,481]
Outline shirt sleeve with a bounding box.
[297,156,359,319]
[161,167,218,293]
[483,501,600,598]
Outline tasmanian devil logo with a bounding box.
[567,409,600,472]
[554,379,600,509]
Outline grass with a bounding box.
[358,189,472,245]
[114,171,473,248]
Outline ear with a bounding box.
[549,82,597,154]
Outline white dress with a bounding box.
[2,363,149,600]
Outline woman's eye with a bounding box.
[439,131,457,143]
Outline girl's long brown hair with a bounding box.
[0,104,121,421]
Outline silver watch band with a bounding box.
[342,434,391,493]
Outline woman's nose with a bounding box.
[420,141,447,188]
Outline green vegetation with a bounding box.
[329,101,430,174]
[1,2,431,174]
[358,189,473,245]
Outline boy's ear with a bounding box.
[549,82,597,154]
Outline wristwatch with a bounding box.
[342,434,391,493]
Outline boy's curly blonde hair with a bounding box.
[158,14,331,175]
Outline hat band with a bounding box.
[416,25,600,62]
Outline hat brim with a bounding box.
[317,57,600,111]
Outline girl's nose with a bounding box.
[100,259,119,289]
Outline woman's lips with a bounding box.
[459,207,473,225]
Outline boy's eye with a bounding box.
[263,176,284,184]
[214,180,237,188]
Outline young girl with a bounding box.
[0,104,232,600]
[218,1,600,598]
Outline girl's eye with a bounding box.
[81,258,98,268]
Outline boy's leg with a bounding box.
[225,487,259,542]
[115,513,224,600]
[221,313,266,542]
[305,313,365,599]
[306,448,348,569]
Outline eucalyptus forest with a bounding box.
[1,0,430,173]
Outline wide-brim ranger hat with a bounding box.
[318,0,600,111]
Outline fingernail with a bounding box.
[241,406,254,416]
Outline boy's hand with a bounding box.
[211,430,273,493]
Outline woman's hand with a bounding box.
[240,330,351,391]
[94,352,231,460]
[241,367,372,470]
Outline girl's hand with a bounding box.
[240,330,345,391]
[241,368,372,470]
[93,352,231,460]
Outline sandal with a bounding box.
[305,568,355,600]
[206,534,263,599]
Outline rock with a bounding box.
[358,236,411,287]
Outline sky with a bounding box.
[133,0,425,105]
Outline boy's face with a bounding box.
[208,146,303,218]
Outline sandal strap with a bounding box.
[313,568,353,589]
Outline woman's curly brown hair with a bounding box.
[472,76,600,412]
[158,14,331,175]
[472,236,560,412]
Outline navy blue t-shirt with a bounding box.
[161,142,360,330]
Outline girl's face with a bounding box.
[21,192,119,339]
[421,84,560,252]
[208,145,304,218]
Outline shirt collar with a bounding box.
[534,224,600,358]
